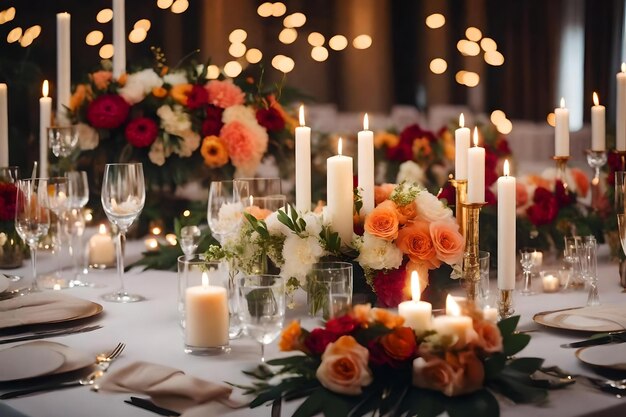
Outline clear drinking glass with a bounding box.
[563,236,585,290]
[244,195,287,220]
[65,171,90,283]
[48,126,79,158]
[519,248,535,295]
[236,177,282,198]
[101,163,145,302]
[305,262,353,319]
[581,235,599,306]
[14,178,51,292]
[238,274,285,362]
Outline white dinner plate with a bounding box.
[0,274,9,293]
[533,307,624,333]
[576,344,626,371]
[0,345,65,382]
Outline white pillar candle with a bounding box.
[88,224,116,266]
[431,295,473,347]
[327,138,354,246]
[295,105,311,213]
[497,160,516,290]
[454,113,470,180]
[112,0,126,79]
[185,272,229,347]
[0,83,7,167]
[398,270,432,332]
[617,64,626,151]
[358,113,375,215]
[467,127,485,203]
[39,81,52,178]
[56,13,71,124]
[591,92,606,151]
[554,98,570,157]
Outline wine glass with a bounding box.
[39,177,71,289]
[48,126,79,158]
[519,248,535,295]
[237,274,285,362]
[236,177,282,198]
[179,225,201,259]
[66,171,90,283]
[101,163,145,303]
[14,178,51,292]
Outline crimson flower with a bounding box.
[372,266,408,308]
[125,117,159,148]
[526,187,559,226]
[554,180,575,207]
[325,315,359,335]
[186,85,209,110]
[256,107,285,132]
[86,94,130,129]
[0,182,17,221]
[304,328,339,355]
[201,105,224,137]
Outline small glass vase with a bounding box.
[305,262,353,319]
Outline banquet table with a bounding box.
[1,238,626,417]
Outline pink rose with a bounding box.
[316,336,373,395]
[429,220,465,265]
[412,355,461,396]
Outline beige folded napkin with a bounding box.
[0,292,96,329]
[97,361,244,413]
[556,304,626,329]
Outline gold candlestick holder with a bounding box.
[449,178,468,239]
[497,289,514,320]
[462,202,485,301]
[552,156,570,186]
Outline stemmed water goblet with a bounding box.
[237,274,285,362]
[519,248,535,295]
[14,178,51,292]
[101,163,145,303]
[48,126,79,158]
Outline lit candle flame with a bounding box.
[593,92,599,106]
[147,239,158,249]
[446,294,461,317]
[622,62,625,73]
[151,226,162,235]
[202,272,209,287]
[363,113,369,131]
[410,270,420,302]
[560,97,565,108]
[473,127,479,147]
[42,80,49,98]
[459,113,465,128]
[98,224,107,234]
[299,105,305,126]
[504,159,510,176]
[338,137,343,155]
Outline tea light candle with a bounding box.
[542,273,560,293]
[88,224,116,266]
[432,295,474,347]
[531,251,543,268]
[185,272,229,347]
[398,271,432,332]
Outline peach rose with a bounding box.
[571,168,590,198]
[381,327,417,361]
[515,182,529,208]
[445,351,485,395]
[279,320,303,352]
[396,221,440,268]
[473,319,503,354]
[429,220,464,265]
[245,205,272,220]
[351,303,373,325]
[412,355,461,396]
[375,183,396,206]
[364,200,399,241]
[371,308,405,329]
[396,201,418,225]
[316,336,373,395]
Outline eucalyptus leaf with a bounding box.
[503,333,531,357]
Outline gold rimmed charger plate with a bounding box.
[576,344,626,371]
[533,307,624,333]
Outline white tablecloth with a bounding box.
[1,240,626,417]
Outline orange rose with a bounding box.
[571,168,590,198]
[279,320,303,352]
[364,200,399,241]
[170,83,193,105]
[374,132,399,149]
[445,351,485,395]
[316,336,373,395]
[472,319,503,354]
[350,303,372,325]
[515,182,529,208]
[412,355,461,396]
[91,70,113,90]
[152,86,168,98]
[381,327,416,361]
[371,308,405,329]
[245,205,272,220]
[429,220,464,265]
[374,183,396,206]
[396,221,440,268]
[395,201,418,224]
[117,73,128,87]
[69,84,91,111]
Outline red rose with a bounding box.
[367,340,392,367]
[496,137,511,155]
[386,124,435,162]
[86,94,130,129]
[554,180,575,207]
[202,105,224,137]
[527,187,558,226]
[0,182,18,221]
[125,117,159,148]
[372,266,408,308]
[186,85,209,110]
[438,184,456,205]
[326,315,359,335]
[256,107,285,132]
[305,328,340,355]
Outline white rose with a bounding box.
[118,69,163,104]
[75,123,99,150]
[265,211,291,236]
[163,71,188,86]
[302,211,324,237]
[356,232,403,271]
[415,191,453,223]
[281,235,325,280]
[396,160,425,187]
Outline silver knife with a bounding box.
[561,332,626,348]
[0,325,102,345]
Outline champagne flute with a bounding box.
[14,178,51,292]
[101,163,145,303]
[237,274,285,362]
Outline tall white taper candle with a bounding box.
[591,92,606,151]
[467,127,485,203]
[327,138,354,246]
[39,81,52,178]
[454,113,470,180]
[617,64,626,151]
[295,105,311,212]
[554,98,570,157]
[0,84,8,166]
[358,113,375,215]
[497,160,516,290]
[113,0,126,79]
[56,13,71,124]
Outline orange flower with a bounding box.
[316,336,373,395]
[527,174,550,190]
[396,221,440,268]
[170,83,193,105]
[160,66,169,77]
[412,137,432,158]
[374,132,399,149]
[445,351,485,395]
[151,86,168,98]
[117,73,128,87]
[279,320,303,352]
[245,205,272,220]
[374,183,396,206]
[268,95,298,134]
[395,201,418,225]
[412,355,461,396]
[429,220,464,265]
[472,319,503,354]
[200,136,229,168]
[380,327,416,361]
[570,168,590,198]
[441,130,456,161]
[91,70,113,90]
[350,303,372,325]
[364,200,399,241]
[371,307,405,329]
[69,84,91,111]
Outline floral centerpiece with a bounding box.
[237,304,552,417]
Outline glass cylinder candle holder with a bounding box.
[178,256,230,355]
[540,270,561,293]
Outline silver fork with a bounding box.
[0,342,125,399]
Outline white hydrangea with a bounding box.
[75,123,99,150]
[118,69,163,105]
[157,105,192,134]
[281,235,325,281]
[414,190,453,223]
[355,232,403,271]
[301,211,324,237]
[265,211,292,236]
[396,160,425,187]
[163,71,188,86]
